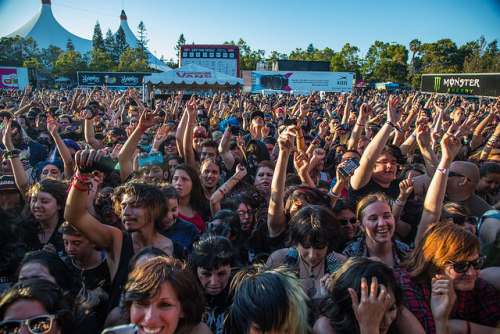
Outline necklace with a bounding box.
[299,254,325,298]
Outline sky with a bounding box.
[0,0,499,62]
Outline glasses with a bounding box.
[237,209,256,218]
[0,314,56,334]
[452,216,479,226]
[449,171,470,182]
[447,255,486,273]
[338,217,357,225]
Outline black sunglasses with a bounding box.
[449,171,470,182]
[447,255,486,273]
[452,216,479,226]
[338,217,357,225]
[0,314,56,334]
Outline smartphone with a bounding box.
[339,158,360,177]
[102,324,138,334]
[138,152,163,167]
[93,156,118,173]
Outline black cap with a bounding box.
[0,175,18,192]
[250,110,264,121]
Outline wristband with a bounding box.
[395,199,406,206]
[329,188,341,198]
[188,122,195,126]
[218,188,226,197]
[411,134,417,139]
[436,167,448,174]
[70,179,88,192]
[356,121,365,127]
[74,170,93,184]
[138,124,146,132]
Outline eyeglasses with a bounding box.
[449,171,470,182]
[0,314,56,334]
[338,217,357,225]
[452,216,479,226]
[447,255,486,273]
[237,209,256,218]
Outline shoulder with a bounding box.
[189,322,212,334]
[313,316,335,334]
[342,238,363,256]
[266,248,290,268]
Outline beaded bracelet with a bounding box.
[395,199,406,206]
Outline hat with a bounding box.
[27,110,38,119]
[250,110,265,121]
[0,175,18,192]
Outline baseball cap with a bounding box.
[0,175,18,192]
[250,110,265,121]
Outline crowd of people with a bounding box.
[0,85,499,334]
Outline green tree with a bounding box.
[89,48,115,71]
[52,49,87,80]
[224,38,264,70]
[362,41,408,83]
[104,28,119,64]
[39,45,64,70]
[115,26,129,56]
[174,33,186,59]
[137,21,149,52]
[420,39,465,73]
[409,39,422,76]
[92,21,105,50]
[463,36,500,73]
[0,36,39,67]
[117,46,150,72]
[331,43,361,78]
[66,38,75,51]
[306,43,317,55]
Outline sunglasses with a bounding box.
[449,171,470,182]
[338,217,357,225]
[447,255,486,273]
[0,314,56,334]
[452,216,479,226]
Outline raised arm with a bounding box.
[393,173,414,239]
[416,131,461,244]
[118,108,158,181]
[182,96,198,169]
[210,164,247,215]
[219,129,236,171]
[348,103,371,151]
[46,114,74,179]
[175,100,188,158]
[350,96,402,190]
[83,107,105,149]
[268,128,295,237]
[2,119,29,196]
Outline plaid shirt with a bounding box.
[342,236,409,267]
[395,269,500,333]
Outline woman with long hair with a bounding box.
[172,164,210,234]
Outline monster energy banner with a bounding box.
[421,73,500,97]
[77,72,151,87]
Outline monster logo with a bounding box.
[434,77,441,91]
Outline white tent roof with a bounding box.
[144,64,243,90]
[7,0,92,53]
[113,10,171,72]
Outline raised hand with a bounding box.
[387,95,402,123]
[318,120,328,138]
[349,277,393,331]
[430,274,456,322]
[293,151,310,175]
[1,118,15,150]
[261,123,270,138]
[399,172,414,200]
[300,103,311,117]
[441,128,462,162]
[235,163,248,179]
[46,113,59,135]
[138,108,158,131]
[153,124,169,146]
[185,95,198,120]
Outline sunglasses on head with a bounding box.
[447,255,486,273]
[0,314,56,334]
[338,217,357,225]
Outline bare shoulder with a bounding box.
[313,316,335,334]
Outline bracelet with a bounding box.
[411,134,417,139]
[329,190,341,198]
[6,149,20,156]
[188,122,195,126]
[386,121,402,132]
[218,188,226,197]
[395,199,406,206]
[74,170,93,184]
[70,179,88,192]
[138,124,146,132]
[436,167,448,174]
[356,121,365,127]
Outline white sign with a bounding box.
[251,71,354,93]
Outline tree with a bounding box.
[409,39,422,76]
[92,21,104,51]
[66,38,75,51]
[224,38,264,70]
[331,43,361,78]
[174,33,186,60]
[362,41,408,83]
[89,48,115,71]
[137,21,149,52]
[306,43,317,55]
[104,28,119,64]
[39,45,64,70]
[463,36,500,73]
[0,36,39,67]
[115,26,129,57]
[420,39,465,73]
[161,55,178,69]
[52,50,87,80]
[117,46,150,72]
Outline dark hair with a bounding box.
[225,265,311,334]
[123,257,205,333]
[284,186,330,218]
[206,209,241,239]
[0,279,72,334]
[17,251,75,294]
[173,164,210,222]
[256,160,275,171]
[160,183,179,201]
[201,139,218,150]
[112,181,165,231]
[479,162,500,178]
[127,247,167,272]
[288,205,342,252]
[60,221,80,236]
[332,198,356,215]
[189,236,236,271]
[28,178,68,223]
[318,258,403,334]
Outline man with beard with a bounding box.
[200,158,222,200]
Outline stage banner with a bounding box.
[421,73,500,97]
[78,72,151,87]
[251,71,354,93]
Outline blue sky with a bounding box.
[0,0,499,62]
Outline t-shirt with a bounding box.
[178,211,206,235]
[160,217,199,251]
[348,178,401,205]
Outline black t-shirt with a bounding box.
[348,178,402,205]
